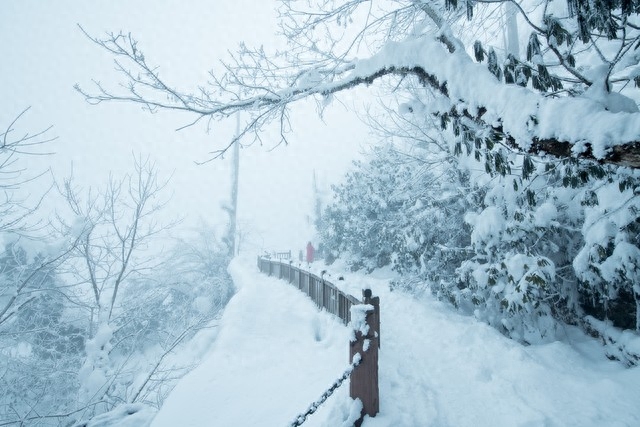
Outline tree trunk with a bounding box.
[227,114,240,257]
[505,2,520,59]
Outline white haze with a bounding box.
[0,0,366,252]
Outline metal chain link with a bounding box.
[288,357,361,427]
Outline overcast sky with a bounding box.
[1,0,369,252]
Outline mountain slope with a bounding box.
[151,256,640,426]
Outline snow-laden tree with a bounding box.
[320,111,638,344]
[321,135,474,280]
[77,0,640,166]
[0,111,87,425]
[77,1,640,349]
[2,157,234,426]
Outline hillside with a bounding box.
[148,256,640,426]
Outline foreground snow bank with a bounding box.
[151,256,351,427]
[78,404,155,427]
[152,257,640,426]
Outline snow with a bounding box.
[349,303,373,341]
[584,317,640,366]
[600,241,640,283]
[80,404,155,427]
[533,202,557,227]
[583,65,640,114]
[149,256,640,427]
[151,256,352,427]
[79,321,114,400]
[342,34,640,159]
[466,206,504,248]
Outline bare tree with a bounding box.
[0,114,234,424]
[54,156,178,413]
[76,1,640,167]
[60,155,173,321]
[1,157,234,426]
[0,107,56,234]
[0,108,76,337]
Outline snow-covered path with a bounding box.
[152,256,640,426]
[370,284,639,426]
[151,257,351,427]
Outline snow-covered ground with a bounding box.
[148,256,639,427]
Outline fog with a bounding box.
[1,0,367,252]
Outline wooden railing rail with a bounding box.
[257,256,379,424]
[257,257,360,325]
[275,250,292,260]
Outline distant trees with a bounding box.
[1,112,235,425]
[0,108,68,333]
[75,1,639,350]
[0,109,84,425]
[0,241,84,425]
[76,1,640,166]
[321,142,473,278]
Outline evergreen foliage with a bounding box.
[321,143,473,283]
[319,117,640,344]
[0,242,84,424]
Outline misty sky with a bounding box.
[1,0,368,252]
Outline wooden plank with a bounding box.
[349,291,380,424]
[322,281,328,312]
[257,257,381,424]
[257,256,367,327]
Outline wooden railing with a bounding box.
[257,257,360,325]
[274,250,292,260]
[257,256,380,424]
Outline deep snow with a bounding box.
[147,256,639,427]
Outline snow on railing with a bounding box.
[257,256,360,325]
[257,256,379,425]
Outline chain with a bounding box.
[288,357,361,427]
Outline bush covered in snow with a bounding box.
[320,132,640,346]
[321,142,475,283]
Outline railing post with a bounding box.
[349,289,380,425]
[289,260,294,283]
[257,255,380,422]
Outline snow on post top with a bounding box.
[350,303,374,342]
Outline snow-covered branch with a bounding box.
[76,1,640,168]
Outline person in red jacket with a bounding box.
[306,241,315,263]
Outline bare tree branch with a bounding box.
[76,2,640,168]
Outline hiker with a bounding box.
[306,241,315,263]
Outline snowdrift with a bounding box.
[150,256,640,426]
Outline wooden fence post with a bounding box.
[349,289,380,425]
[257,256,380,422]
